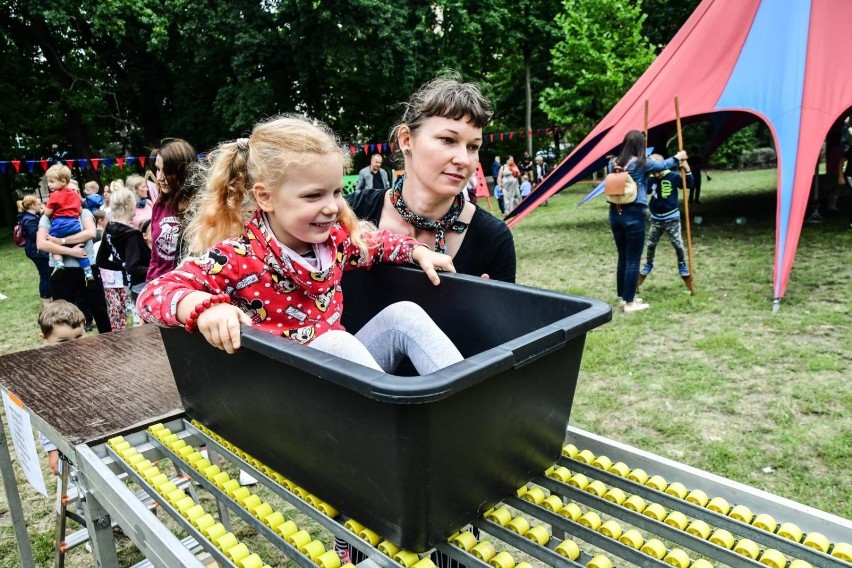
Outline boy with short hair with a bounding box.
[640,154,693,284]
[37,300,86,473]
[44,165,95,285]
[82,181,103,214]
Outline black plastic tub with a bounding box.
[160,265,611,551]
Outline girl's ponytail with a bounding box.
[184,142,254,255]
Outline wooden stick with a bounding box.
[644,100,649,141]
[675,96,696,293]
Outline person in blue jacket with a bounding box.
[640,154,693,283]
[607,130,686,312]
[17,195,52,304]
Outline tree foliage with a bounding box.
[540,0,657,144]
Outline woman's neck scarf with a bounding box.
[389,176,467,253]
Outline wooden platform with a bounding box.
[0,325,182,447]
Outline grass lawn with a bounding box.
[0,167,849,566]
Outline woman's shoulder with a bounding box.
[470,207,512,239]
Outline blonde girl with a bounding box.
[138,114,462,374]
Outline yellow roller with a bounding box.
[263,511,286,529]
[778,522,803,543]
[664,482,688,499]
[686,519,711,539]
[618,529,644,549]
[554,539,580,560]
[598,520,622,539]
[646,475,668,492]
[451,531,477,551]
[344,519,364,533]
[608,461,630,477]
[603,487,626,505]
[203,522,227,540]
[242,495,262,511]
[576,449,596,464]
[729,504,753,523]
[586,555,612,568]
[789,561,814,568]
[215,532,239,552]
[734,538,760,559]
[252,503,274,520]
[548,466,572,483]
[640,538,667,559]
[316,550,342,568]
[525,525,550,546]
[664,511,688,530]
[578,511,602,530]
[802,532,830,553]
[470,541,496,562]
[558,503,582,521]
[287,530,312,549]
[486,506,513,525]
[759,548,787,568]
[359,528,382,546]
[521,486,546,505]
[226,542,250,563]
[627,468,649,484]
[378,541,399,557]
[301,540,326,562]
[623,495,647,513]
[562,444,579,458]
[393,550,420,568]
[691,560,714,568]
[642,503,667,521]
[707,497,731,515]
[567,473,590,490]
[663,548,690,568]
[240,553,265,568]
[752,513,777,533]
[591,455,612,470]
[194,514,216,532]
[489,551,515,568]
[832,542,852,562]
[507,516,530,535]
[274,520,298,539]
[685,489,709,507]
[585,480,608,498]
[542,495,564,512]
[184,505,205,524]
[411,559,436,568]
[709,529,735,549]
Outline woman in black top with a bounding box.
[347,74,516,283]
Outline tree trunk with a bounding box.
[524,45,533,156]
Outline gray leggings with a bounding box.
[309,301,462,374]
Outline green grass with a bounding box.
[0,167,849,566]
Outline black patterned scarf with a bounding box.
[389,176,467,253]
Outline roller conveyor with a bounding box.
[79,417,851,568]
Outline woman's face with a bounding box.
[104,188,111,205]
[155,154,168,195]
[404,116,482,199]
[135,182,148,199]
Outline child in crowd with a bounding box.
[37,300,86,474]
[43,164,95,285]
[93,212,129,331]
[138,114,463,374]
[640,153,693,283]
[82,181,103,213]
[519,172,532,199]
[98,187,151,304]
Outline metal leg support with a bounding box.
[0,415,36,567]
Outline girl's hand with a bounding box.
[196,303,253,354]
[412,247,456,285]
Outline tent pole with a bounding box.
[675,96,696,294]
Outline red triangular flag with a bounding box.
[11,160,21,173]
[528,130,533,138]
[40,159,49,172]
[66,159,75,169]
[91,158,100,170]
[500,133,504,141]
[116,157,125,169]
[509,131,514,140]
[363,146,369,155]
[139,156,146,167]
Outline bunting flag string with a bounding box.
[0,124,589,175]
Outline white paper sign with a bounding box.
[2,389,48,496]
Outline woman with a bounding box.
[37,206,112,332]
[498,155,521,213]
[17,195,52,304]
[147,139,197,281]
[348,75,516,282]
[608,130,686,312]
[127,174,154,229]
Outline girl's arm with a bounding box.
[95,236,121,270]
[123,235,151,282]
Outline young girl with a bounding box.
[97,187,151,304]
[137,115,463,375]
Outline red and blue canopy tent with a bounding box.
[506,0,852,306]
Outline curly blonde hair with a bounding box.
[183,114,367,256]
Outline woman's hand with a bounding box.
[66,244,87,259]
[412,247,456,285]
[195,303,253,354]
[675,150,688,161]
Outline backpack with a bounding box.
[604,157,638,205]
[12,223,26,247]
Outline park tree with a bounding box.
[540,0,657,144]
